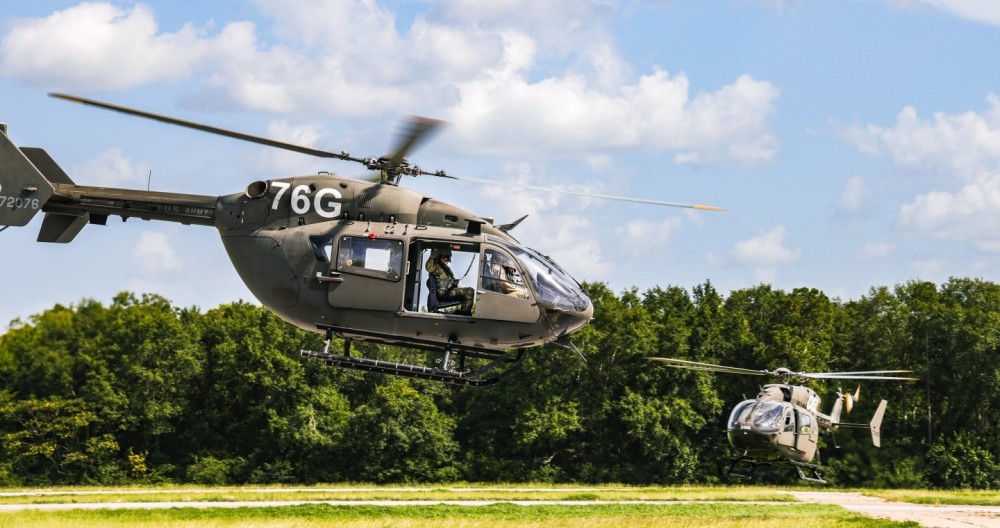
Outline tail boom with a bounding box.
[2,125,217,242]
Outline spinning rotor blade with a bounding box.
[451,175,724,210]
[49,93,724,210]
[648,358,768,376]
[800,371,916,381]
[50,93,368,164]
[650,358,916,381]
[386,116,445,169]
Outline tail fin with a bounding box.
[870,399,887,447]
[0,126,54,227]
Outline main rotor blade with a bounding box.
[447,175,724,210]
[49,93,367,164]
[801,371,917,381]
[387,116,445,169]
[649,357,767,376]
[808,370,914,376]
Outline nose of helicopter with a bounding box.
[545,296,594,338]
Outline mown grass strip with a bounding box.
[863,489,1000,506]
[0,503,916,528]
[0,485,794,505]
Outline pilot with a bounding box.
[484,251,529,299]
[426,248,474,315]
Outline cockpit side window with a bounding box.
[486,236,589,312]
[337,236,404,281]
[798,412,813,434]
[481,248,530,299]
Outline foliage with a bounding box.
[1,277,998,488]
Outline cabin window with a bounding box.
[337,236,404,281]
[798,412,813,434]
[784,410,796,432]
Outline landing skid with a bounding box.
[725,456,827,484]
[299,324,524,387]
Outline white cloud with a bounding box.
[846,96,1000,247]
[132,231,182,274]
[911,258,945,280]
[836,174,867,213]
[248,120,331,174]
[545,218,610,279]
[893,1,1000,27]
[854,242,896,261]
[0,3,220,90]
[449,69,779,165]
[615,217,683,256]
[844,95,1000,182]
[73,148,151,187]
[732,225,801,267]
[896,173,1000,240]
[1,1,779,166]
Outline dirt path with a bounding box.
[788,491,1000,528]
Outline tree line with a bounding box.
[1,278,997,488]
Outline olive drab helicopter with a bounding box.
[650,358,915,483]
[0,93,721,387]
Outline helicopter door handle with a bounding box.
[316,272,344,283]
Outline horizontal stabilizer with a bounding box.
[38,212,90,243]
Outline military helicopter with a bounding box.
[0,93,720,387]
[650,357,915,483]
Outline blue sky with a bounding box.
[3,0,1000,328]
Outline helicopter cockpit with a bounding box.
[498,239,591,314]
[728,400,793,434]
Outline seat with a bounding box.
[427,275,463,313]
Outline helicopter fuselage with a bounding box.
[30,164,594,352]
[217,175,593,349]
[726,383,822,464]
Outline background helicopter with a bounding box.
[650,357,915,483]
[0,93,720,387]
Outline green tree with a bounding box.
[344,379,459,482]
[0,396,119,484]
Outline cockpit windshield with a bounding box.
[728,400,788,434]
[728,400,755,428]
[750,402,786,433]
[488,236,590,313]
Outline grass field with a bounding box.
[863,488,1000,506]
[0,503,916,528]
[0,484,794,504]
[4,484,983,527]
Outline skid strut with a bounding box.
[725,456,827,484]
[300,324,524,387]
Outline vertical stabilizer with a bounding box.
[829,396,844,425]
[0,127,53,227]
[870,399,887,447]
